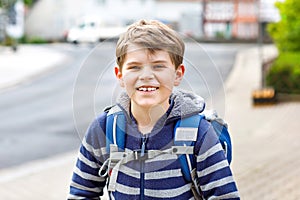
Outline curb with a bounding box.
[0,151,77,183]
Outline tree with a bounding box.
[0,0,16,8]
[0,0,33,8]
[267,0,300,52]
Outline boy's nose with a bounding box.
[139,66,154,80]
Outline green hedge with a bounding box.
[266,52,300,94]
[2,36,49,45]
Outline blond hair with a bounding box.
[116,19,185,70]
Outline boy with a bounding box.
[68,19,240,199]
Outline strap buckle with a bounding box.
[133,149,148,161]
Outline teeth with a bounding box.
[138,87,157,92]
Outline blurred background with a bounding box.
[3,0,300,200]
[0,0,280,44]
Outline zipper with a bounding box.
[140,135,147,200]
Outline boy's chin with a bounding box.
[132,100,169,110]
[134,101,159,109]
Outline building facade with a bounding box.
[202,0,279,40]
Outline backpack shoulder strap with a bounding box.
[174,114,203,182]
[105,105,126,153]
[173,111,233,182]
[203,110,232,164]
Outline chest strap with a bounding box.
[99,144,194,192]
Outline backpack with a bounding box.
[99,105,232,195]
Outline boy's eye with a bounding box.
[127,66,141,70]
[153,65,165,69]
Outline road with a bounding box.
[0,42,252,169]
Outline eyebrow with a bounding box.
[125,60,168,66]
[125,61,142,66]
[151,60,168,64]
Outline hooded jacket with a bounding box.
[68,89,240,200]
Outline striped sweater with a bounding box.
[68,90,240,199]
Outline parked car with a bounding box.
[65,17,127,44]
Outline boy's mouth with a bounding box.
[137,86,159,92]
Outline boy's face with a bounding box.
[115,46,185,110]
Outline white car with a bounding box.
[66,18,126,44]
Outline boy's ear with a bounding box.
[174,64,185,86]
[114,66,125,87]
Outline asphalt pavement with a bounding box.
[1,43,300,200]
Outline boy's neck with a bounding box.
[131,103,169,134]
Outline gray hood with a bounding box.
[116,89,205,120]
[168,89,205,119]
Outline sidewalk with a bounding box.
[0,44,300,199]
[226,46,300,199]
[0,45,67,91]
[0,151,76,199]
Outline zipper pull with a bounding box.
[141,135,147,157]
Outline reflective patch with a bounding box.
[175,127,198,141]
